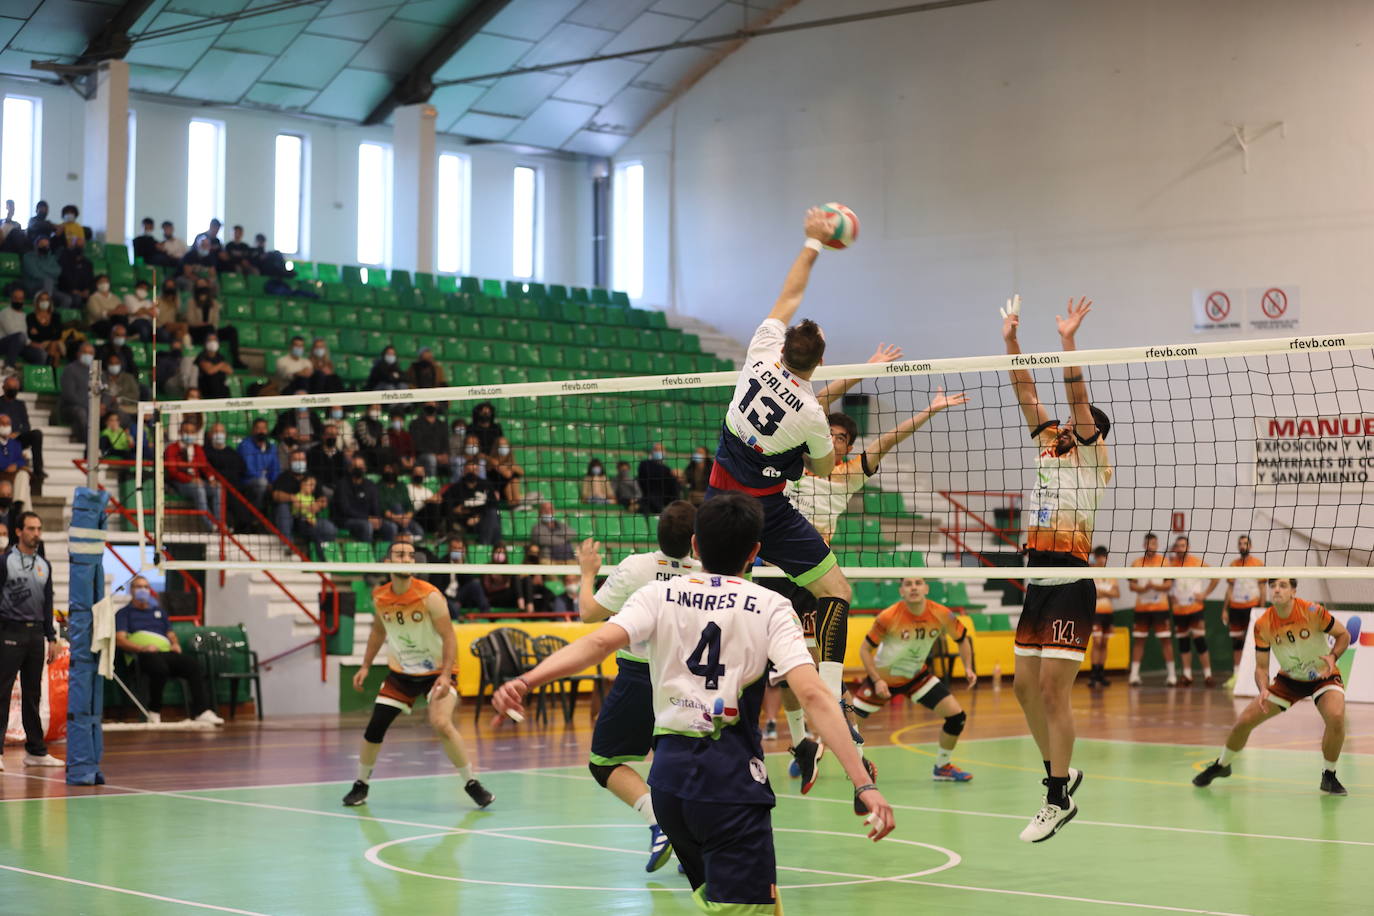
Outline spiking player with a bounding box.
[575,500,699,872]
[1193,578,1349,796]
[342,540,492,809]
[1167,536,1218,687]
[1001,294,1111,842]
[1087,545,1119,687]
[494,493,894,914]
[1222,534,1265,688]
[845,577,976,782]
[1128,533,1174,686]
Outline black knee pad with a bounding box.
[1177,637,1192,655]
[363,703,403,744]
[942,711,967,737]
[588,761,620,788]
[1192,636,1209,655]
[816,597,850,664]
[1231,636,1245,652]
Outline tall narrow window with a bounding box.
[0,95,42,224]
[613,161,645,300]
[185,118,225,239]
[124,110,137,241]
[512,165,541,279]
[274,134,305,256]
[356,142,392,266]
[436,152,470,275]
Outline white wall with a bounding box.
[0,76,593,284]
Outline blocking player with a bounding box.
[1193,578,1349,796]
[575,500,699,872]
[846,577,976,782]
[342,540,493,809]
[1167,536,1218,687]
[1222,534,1265,685]
[1128,533,1174,686]
[1001,294,1111,842]
[1087,546,1119,687]
[493,493,894,913]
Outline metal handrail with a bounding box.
[937,490,1028,594]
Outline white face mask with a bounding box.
[35,299,50,311]
[79,353,93,366]
[367,411,380,421]
[181,435,195,446]
[0,427,11,439]
[112,336,126,348]
[291,346,304,358]
[497,446,510,456]
[211,434,226,448]
[291,461,306,474]
[135,288,148,300]
[207,340,220,353]
[391,420,404,431]
[97,282,110,293]
[108,365,122,376]
[464,445,478,455]
[383,353,396,365]
[314,347,326,358]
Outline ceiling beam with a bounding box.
[78,0,159,63]
[362,0,514,127]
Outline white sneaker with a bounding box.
[196,709,225,725]
[146,712,162,724]
[1019,795,1077,842]
[0,755,6,771]
[1164,677,1177,688]
[23,753,64,767]
[1128,676,1142,687]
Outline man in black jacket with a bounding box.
[441,458,501,545]
[203,422,254,532]
[637,442,681,515]
[306,423,348,497]
[409,402,448,478]
[333,457,385,543]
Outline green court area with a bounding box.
[1,737,1366,915]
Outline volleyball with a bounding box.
[127,631,171,652]
[820,202,859,249]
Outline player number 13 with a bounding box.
[737,378,786,437]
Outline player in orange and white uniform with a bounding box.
[1193,578,1350,796]
[1222,535,1266,677]
[342,540,492,809]
[1166,536,1218,687]
[844,577,976,782]
[1127,533,1174,686]
[1087,546,1120,687]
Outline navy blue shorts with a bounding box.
[589,658,654,766]
[704,486,836,587]
[651,789,777,910]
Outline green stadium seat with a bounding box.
[0,252,18,277]
[569,287,589,303]
[590,288,611,304]
[219,273,246,294]
[610,291,631,307]
[315,263,341,284]
[281,301,307,325]
[224,297,254,322]
[456,276,477,295]
[291,261,316,281]
[342,265,364,286]
[547,284,568,300]
[414,272,435,290]
[481,278,504,298]
[22,365,56,394]
[365,267,390,287]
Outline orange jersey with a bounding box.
[1130,556,1170,611]
[1226,555,1264,608]
[1167,554,1209,615]
[1025,425,1112,561]
[865,600,964,680]
[1253,598,1336,682]
[371,578,454,675]
[1094,578,1118,614]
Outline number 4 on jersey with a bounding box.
[686,622,726,690]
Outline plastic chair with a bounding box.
[531,634,605,722]
[191,629,263,720]
[469,628,540,721]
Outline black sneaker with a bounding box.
[840,700,864,747]
[465,779,495,808]
[342,780,370,806]
[1192,760,1232,787]
[853,757,879,814]
[1320,770,1348,796]
[790,738,824,794]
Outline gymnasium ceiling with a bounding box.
[0,0,793,155]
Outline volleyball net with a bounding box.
[133,331,1374,595]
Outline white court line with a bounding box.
[0,863,275,915]
[893,878,1248,916]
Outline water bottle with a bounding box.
[992,663,1003,690]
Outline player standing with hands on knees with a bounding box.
[1002,294,1113,842]
[494,493,893,915]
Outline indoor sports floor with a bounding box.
[1,682,1367,916]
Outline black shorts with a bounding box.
[377,670,456,710]
[850,667,949,715]
[651,789,777,910]
[1132,609,1171,636]
[1174,610,1205,634]
[1015,553,1094,661]
[1227,605,1256,636]
[704,486,835,587]
[1266,672,1344,710]
[1093,612,1114,634]
[590,658,654,766]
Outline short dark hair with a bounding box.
[1092,545,1109,558]
[62,204,78,216]
[657,500,697,558]
[161,221,173,228]
[826,412,858,444]
[385,540,414,560]
[781,319,825,373]
[1173,536,1189,548]
[233,224,243,232]
[17,511,41,529]
[695,492,763,575]
[1144,532,1158,543]
[142,217,154,226]
[1267,577,1297,588]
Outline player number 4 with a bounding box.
[686,622,726,690]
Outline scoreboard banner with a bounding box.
[1234,611,1374,703]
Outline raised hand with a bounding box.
[1056,296,1093,340]
[576,537,603,575]
[804,206,837,242]
[928,386,970,413]
[867,343,904,365]
[1000,294,1021,343]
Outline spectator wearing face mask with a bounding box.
[0,288,47,368]
[99,411,135,461]
[203,422,255,532]
[384,411,415,470]
[468,401,503,455]
[185,281,244,369]
[177,235,219,297]
[529,502,575,562]
[0,375,44,495]
[194,334,232,399]
[101,354,140,425]
[310,339,343,394]
[26,201,55,241]
[122,279,158,339]
[637,442,680,516]
[580,458,612,504]
[271,450,336,546]
[276,336,314,395]
[24,292,62,366]
[332,458,386,543]
[0,415,33,511]
[86,274,130,339]
[365,346,405,391]
[114,576,222,725]
[236,418,280,507]
[428,537,486,620]
[445,418,468,476]
[56,204,88,249]
[274,405,323,447]
[306,423,348,497]
[613,460,640,512]
[324,405,356,452]
[20,237,64,307]
[457,434,489,479]
[61,343,96,440]
[131,217,158,264]
[0,200,20,251]
[683,446,713,505]
[442,457,500,544]
[404,346,446,389]
[223,225,256,274]
[154,281,188,345]
[355,406,393,471]
[156,221,187,267]
[478,545,534,612]
[408,402,449,479]
[165,421,222,531]
[58,234,95,309]
[275,424,299,471]
[95,323,140,377]
[488,437,524,506]
[404,465,442,535]
[376,462,419,538]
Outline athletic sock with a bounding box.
[357,762,374,783]
[632,792,657,826]
[1202,663,1213,677]
[818,661,844,700]
[936,748,953,767]
[785,708,808,746]
[1129,661,1141,679]
[1165,660,1177,679]
[457,764,474,783]
[1043,760,1052,777]
[1218,747,1236,767]
[1323,758,1339,773]
[1046,775,1069,808]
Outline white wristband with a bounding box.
[802,238,823,252]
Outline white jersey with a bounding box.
[714,319,833,490]
[612,573,813,740]
[786,455,870,540]
[594,550,700,662]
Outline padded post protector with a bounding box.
[66,487,110,786]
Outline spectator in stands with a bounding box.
[121,279,158,339]
[637,442,680,515]
[521,543,555,612]
[58,234,95,311]
[194,333,232,399]
[443,457,500,544]
[86,274,141,341]
[204,422,254,532]
[529,502,575,562]
[56,205,88,249]
[552,575,582,617]
[376,462,420,537]
[102,354,140,425]
[580,457,612,504]
[445,417,467,476]
[309,339,343,394]
[333,457,385,543]
[488,437,523,506]
[613,459,640,511]
[192,219,224,258]
[223,225,255,274]
[276,336,314,395]
[354,406,389,471]
[0,414,33,512]
[274,405,323,447]
[458,434,488,478]
[429,537,485,620]
[683,446,713,505]
[251,233,287,277]
[20,237,63,305]
[171,387,205,436]
[0,200,22,251]
[99,411,135,460]
[154,280,188,345]
[408,402,448,478]
[0,375,44,496]
[272,450,336,546]
[404,346,446,389]
[275,424,298,471]
[25,292,62,366]
[26,201,54,241]
[469,401,503,455]
[0,289,47,368]
[307,423,348,496]
[324,405,356,452]
[156,221,187,268]
[364,345,405,391]
[236,418,279,507]
[166,420,222,531]
[178,236,219,297]
[185,280,244,369]
[385,411,415,470]
[114,576,222,725]
[131,217,158,264]
[160,338,198,399]
[478,544,532,612]
[95,323,139,378]
[405,464,442,534]
[61,343,95,441]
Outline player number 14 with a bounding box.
[1051,619,1077,645]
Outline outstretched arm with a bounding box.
[861,386,969,467]
[1057,297,1097,433]
[766,208,836,324]
[576,538,613,623]
[816,343,903,413]
[1002,295,1049,433]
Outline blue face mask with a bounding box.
[651,451,664,461]
[133,587,151,602]
[691,455,704,463]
